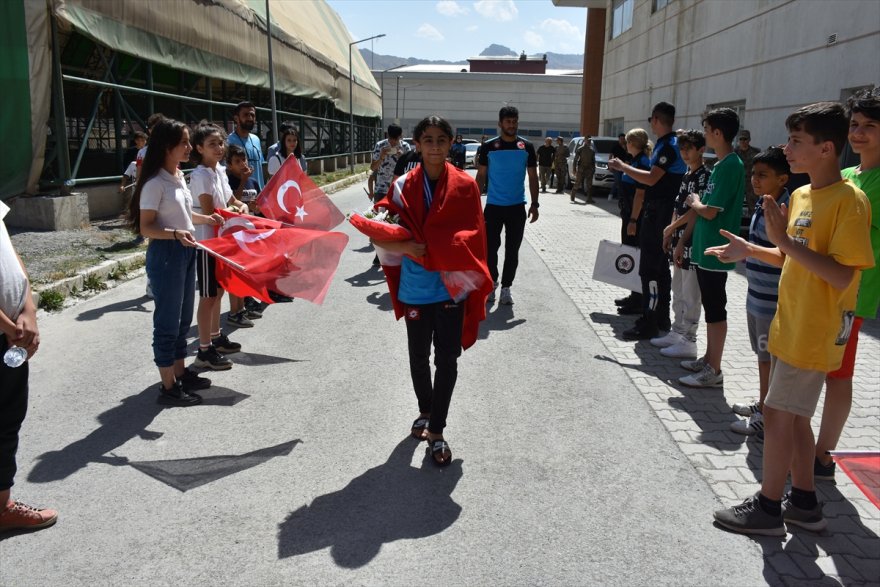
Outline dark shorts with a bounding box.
[696,267,728,323]
[197,248,220,298]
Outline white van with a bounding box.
[566,136,619,192]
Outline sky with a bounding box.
[326,0,588,62]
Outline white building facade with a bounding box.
[596,0,879,148]
[373,65,584,142]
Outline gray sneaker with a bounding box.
[679,364,724,388]
[782,493,827,532]
[227,310,254,328]
[714,493,785,537]
[680,356,707,372]
[499,287,514,305]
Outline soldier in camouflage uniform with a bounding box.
[552,136,569,194]
[735,129,761,215]
[573,136,596,203]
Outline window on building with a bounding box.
[652,0,671,12]
[841,85,875,103]
[611,0,634,39]
[604,117,624,137]
[706,100,747,131]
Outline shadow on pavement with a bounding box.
[27,384,248,483]
[344,266,386,288]
[366,291,393,312]
[76,296,152,321]
[125,439,301,492]
[277,437,463,568]
[477,304,526,339]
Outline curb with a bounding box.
[31,171,370,309]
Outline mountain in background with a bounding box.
[361,44,583,71]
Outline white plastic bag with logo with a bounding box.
[592,240,641,293]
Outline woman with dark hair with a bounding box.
[128,118,223,406]
[267,126,307,177]
[372,115,493,466]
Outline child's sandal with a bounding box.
[410,417,429,441]
[427,439,452,467]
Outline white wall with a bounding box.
[600,0,880,148]
[374,70,584,142]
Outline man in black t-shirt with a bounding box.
[536,137,556,193]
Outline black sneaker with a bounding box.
[622,320,659,341]
[157,381,203,407]
[714,493,785,537]
[179,367,211,391]
[614,295,633,307]
[193,346,233,371]
[617,302,642,315]
[211,333,241,354]
[814,456,836,483]
[268,291,294,303]
[782,492,828,532]
[244,297,265,317]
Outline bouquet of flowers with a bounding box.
[347,207,412,265]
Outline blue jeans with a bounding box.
[146,240,195,368]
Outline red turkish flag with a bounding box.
[255,156,344,231]
[200,227,349,305]
[215,208,285,234]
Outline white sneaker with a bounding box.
[679,364,724,388]
[732,400,762,417]
[499,287,513,305]
[650,331,682,348]
[660,338,698,359]
[680,356,706,372]
[730,412,764,436]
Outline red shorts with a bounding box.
[827,317,863,379]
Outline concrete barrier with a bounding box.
[6,193,90,230]
[307,159,323,176]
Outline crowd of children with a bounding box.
[611,90,878,537]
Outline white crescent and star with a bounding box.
[218,217,256,237]
[233,229,276,256]
[277,180,302,216]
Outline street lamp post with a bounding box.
[401,84,422,133]
[349,33,385,174]
[378,64,406,129]
[395,75,402,121]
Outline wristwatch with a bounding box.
[530,202,540,208]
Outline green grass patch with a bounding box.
[107,263,130,280]
[83,273,108,291]
[38,290,65,311]
[312,164,370,187]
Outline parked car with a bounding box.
[566,136,619,192]
[464,143,480,168]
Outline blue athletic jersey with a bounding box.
[398,257,449,304]
[646,132,686,202]
[479,136,537,206]
[621,153,651,187]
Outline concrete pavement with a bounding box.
[0,178,875,585]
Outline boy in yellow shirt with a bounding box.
[705,102,874,536]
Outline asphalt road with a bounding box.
[0,179,768,586]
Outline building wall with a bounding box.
[600,0,880,148]
[374,70,583,142]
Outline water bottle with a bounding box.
[3,346,27,368]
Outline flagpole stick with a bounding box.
[162,228,248,271]
[192,241,248,272]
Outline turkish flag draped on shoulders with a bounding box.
[200,209,348,305]
[255,156,344,231]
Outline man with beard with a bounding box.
[228,101,265,190]
[475,106,539,305]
